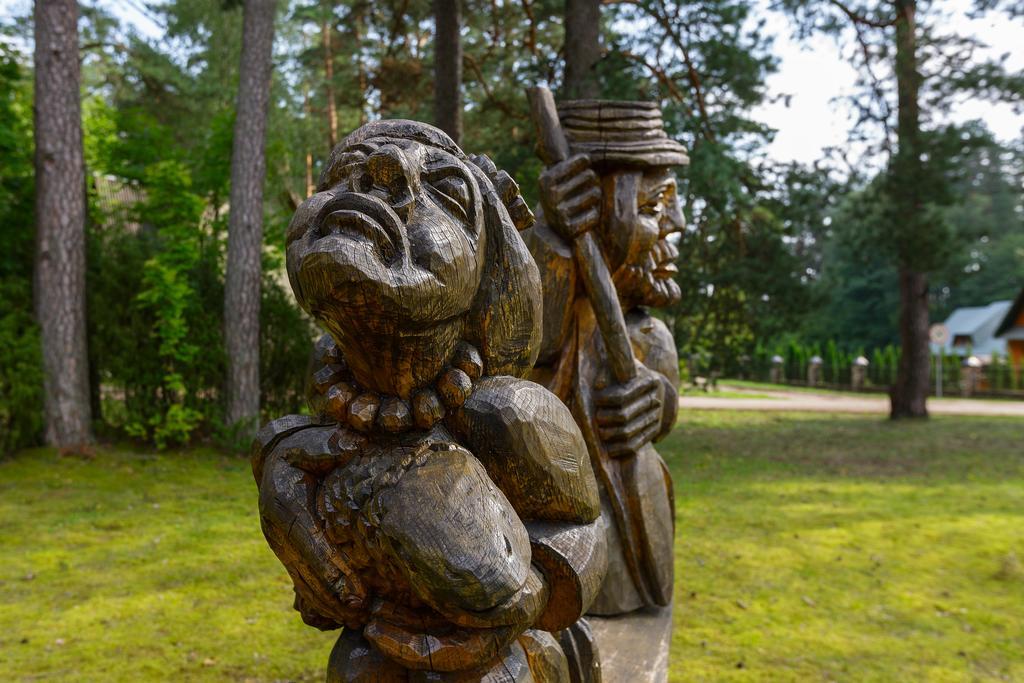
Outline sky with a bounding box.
[3,0,1022,166]
[753,3,1024,164]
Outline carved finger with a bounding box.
[539,155,588,193]
[605,421,662,459]
[573,206,601,233]
[365,618,515,672]
[598,401,659,444]
[594,374,660,408]
[595,386,661,426]
[563,186,602,216]
[598,407,660,443]
[553,153,591,180]
[547,169,599,207]
[432,568,548,629]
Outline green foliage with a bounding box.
[130,161,206,447]
[748,337,914,390]
[0,279,43,454]
[931,138,1024,319]
[0,44,42,453]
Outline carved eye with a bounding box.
[426,175,471,224]
[355,172,372,193]
[640,200,663,217]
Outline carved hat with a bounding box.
[557,100,689,168]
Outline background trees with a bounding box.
[0,0,1020,451]
[0,43,43,453]
[775,0,1024,417]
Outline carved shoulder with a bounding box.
[626,309,680,387]
[450,376,601,524]
[522,218,577,366]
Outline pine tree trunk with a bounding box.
[322,3,337,149]
[303,86,314,197]
[354,3,368,125]
[889,0,929,419]
[891,267,930,417]
[433,0,462,145]
[33,0,94,447]
[563,0,601,99]
[225,0,276,434]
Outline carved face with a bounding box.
[602,168,684,309]
[286,133,488,396]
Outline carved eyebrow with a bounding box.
[333,151,367,167]
[345,142,379,156]
[422,156,468,177]
[651,178,675,194]
[641,179,675,203]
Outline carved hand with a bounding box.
[594,364,665,459]
[538,153,601,242]
[364,568,548,672]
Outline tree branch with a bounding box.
[828,0,897,29]
[463,54,529,121]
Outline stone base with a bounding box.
[588,605,673,683]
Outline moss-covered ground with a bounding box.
[2,411,1022,681]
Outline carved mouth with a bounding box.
[650,238,679,279]
[314,192,404,263]
[653,261,677,279]
[652,247,677,279]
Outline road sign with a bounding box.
[929,323,950,346]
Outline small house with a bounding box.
[937,300,1012,361]
[995,288,1024,369]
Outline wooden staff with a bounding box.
[526,86,660,605]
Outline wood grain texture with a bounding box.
[525,95,687,617]
[558,619,602,683]
[255,120,606,681]
[527,519,607,632]
[33,0,94,446]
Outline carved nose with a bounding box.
[366,144,419,221]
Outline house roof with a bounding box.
[938,300,1012,358]
[945,301,1012,336]
[995,287,1024,336]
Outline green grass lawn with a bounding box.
[721,379,1024,404]
[2,411,1022,682]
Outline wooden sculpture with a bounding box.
[524,91,688,616]
[251,120,608,682]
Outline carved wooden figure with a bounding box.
[524,92,688,616]
[252,120,607,682]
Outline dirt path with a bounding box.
[679,386,1024,417]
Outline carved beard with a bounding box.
[613,241,682,309]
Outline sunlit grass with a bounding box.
[665,411,1024,682]
[1,411,1022,681]
[0,447,333,682]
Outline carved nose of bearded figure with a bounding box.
[366,143,420,222]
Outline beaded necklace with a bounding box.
[309,339,482,435]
